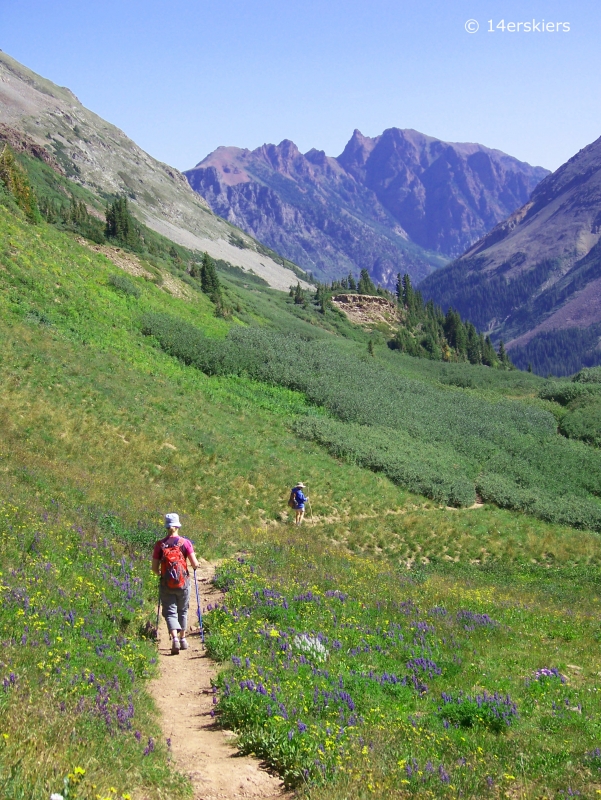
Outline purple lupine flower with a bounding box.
[532,667,566,683]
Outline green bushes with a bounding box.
[476,474,601,531]
[540,372,601,448]
[297,417,476,507]
[108,273,142,298]
[559,399,601,448]
[0,145,40,222]
[539,381,601,405]
[573,366,601,384]
[141,314,601,529]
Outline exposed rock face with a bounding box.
[331,294,401,331]
[0,50,306,290]
[420,134,601,374]
[0,122,64,173]
[185,129,548,287]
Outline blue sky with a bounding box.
[1,0,599,172]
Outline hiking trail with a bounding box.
[149,562,291,800]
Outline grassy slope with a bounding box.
[2,206,601,798]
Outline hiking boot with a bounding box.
[179,637,189,650]
[171,637,180,655]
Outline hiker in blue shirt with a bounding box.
[289,482,309,525]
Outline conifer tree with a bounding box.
[189,258,202,279]
[466,322,482,365]
[293,282,304,305]
[347,272,357,291]
[200,252,221,302]
[105,196,141,249]
[357,268,376,295]
[498,340,512,369]
[401,274,416,312]
[395,272,403,304]
[482,335,498,367]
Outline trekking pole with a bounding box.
[308,498,315,526]
[193,569,205,644]
[154,584,161,640]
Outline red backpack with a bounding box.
[160,537,188,589]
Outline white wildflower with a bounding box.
[293,633,329,663]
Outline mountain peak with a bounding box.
[420,132,601,374]
[186,126,549,289]
[338,129,378,174]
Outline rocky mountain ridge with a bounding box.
[185,128,548,288]
[0,50,306,290]
[419,134,601,375]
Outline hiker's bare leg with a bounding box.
[298,509,305,525]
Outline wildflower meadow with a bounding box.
[0,500,184,800]
[204,532,601,798]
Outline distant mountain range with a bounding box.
[0,50,306,290]
[420,134,601,375]
[185,129,548,287]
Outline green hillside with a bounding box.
[2,188,601,799]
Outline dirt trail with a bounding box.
[149,563,291,800]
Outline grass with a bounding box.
[2,202,601,797]
[0,499,182,800]
[140,319,601,529]
[205,532,601,798]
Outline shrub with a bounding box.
[559,399,601,447]
[0,145,40,222]
[108,273,142,298]
[573,367,601,384]
[539,382,601,405]
[438,691,519,732]
[297,416,477,508]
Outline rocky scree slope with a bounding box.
[185,128,548,288]
[419,134,601,375]
[0,50,306,290]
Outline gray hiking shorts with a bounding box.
[160,581,190,632]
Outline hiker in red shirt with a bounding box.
[152,513,200,655]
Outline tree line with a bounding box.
[296,268,512,368]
